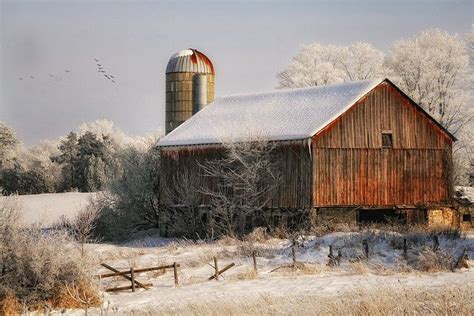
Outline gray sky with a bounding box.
[1,0,472,145]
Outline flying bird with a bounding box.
[49,74,54,77]
[18,77,23,80]
[94,58,100,62]
[64,69,70,73]
[30,76,35,79]
[111,80,115,83]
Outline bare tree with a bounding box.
[163,169,203,237]
[200,138,281,237]
[71,198,102,256]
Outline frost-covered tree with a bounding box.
[277,42,385,89]
[74,132,109,192]
[78,119,155,150]
[54,132,80,190]
[0,122,19,170]
[387,28,472,135]
[95,140,162,241]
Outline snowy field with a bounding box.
[2,193,473,314]
[77,232,474,315]
[0,192,96,227]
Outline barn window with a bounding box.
[463,214,472,222]
[381,132,393,148]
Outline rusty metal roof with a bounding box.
[166,49,214,75]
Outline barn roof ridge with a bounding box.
[157,78,455,147]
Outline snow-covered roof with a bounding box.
[157,79,382,147]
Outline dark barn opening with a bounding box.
[463,214,472,222]
[357,209,407,224]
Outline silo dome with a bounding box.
[166,49,214,75]
[165,48,215,134]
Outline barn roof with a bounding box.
[157,78,455,147]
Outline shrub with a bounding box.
[0,197,100,314]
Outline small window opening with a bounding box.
[462,214,472,222]
[382,132,393,148]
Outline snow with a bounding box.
[0,192,96,227]
[455,186,474,204]
[72,231,473,314]
[172,49,194,58]
[157,79,382,147]
[94,269,473,315]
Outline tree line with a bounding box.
[0,120,157,195]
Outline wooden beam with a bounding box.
[208,262,235,281]
[98,264,180,278]
[100,263,150,289]
[105,283,153,293]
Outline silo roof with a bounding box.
[166,49,214,74]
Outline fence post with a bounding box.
[363,240,369,260]
[214,257,219,281]
[173,262,179,287]
[130,267,135,293]
[291,241,296,269]
[252,251,257,273]
[329,245,333,258]
[403,239,407,257]
[433,235,439,251]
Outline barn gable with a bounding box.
[311,81,454,207]
[157,78,454,147]
[312,80,455,149]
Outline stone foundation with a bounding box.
[427,207,459,228]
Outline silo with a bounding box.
[165,49,215,134]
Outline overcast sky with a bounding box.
[1,0,472,145]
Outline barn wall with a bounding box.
[312,82,453,207]
[160,140,312,209]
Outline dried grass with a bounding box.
[271,262,329,275]
[409,248,454,272]
[235,269,258,280]
[244,227,269,243]
[0,291,21,316]
[52,282,101,310]
[153,284,474,315]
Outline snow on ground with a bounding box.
[69,232,474,315]
[0,192,96,227]
[455,186,474,204]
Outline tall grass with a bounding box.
[0,196,100,315]
[152,284,473,315]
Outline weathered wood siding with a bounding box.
[312,82,453,207]
[160,140,312,209]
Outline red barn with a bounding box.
[157,79,457,228]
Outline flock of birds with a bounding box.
[17,58,117,84]
[94,58,116,83]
